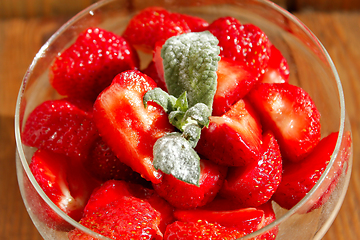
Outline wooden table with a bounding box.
[1,11,360,240]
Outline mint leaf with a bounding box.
[143,88,177,113]
[183,103,211,128]
[153,133,200,186]
[161,31,220,111]
[182,124,202,148]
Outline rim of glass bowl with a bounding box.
[14,0,346,239]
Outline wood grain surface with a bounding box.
[0,10,359,240]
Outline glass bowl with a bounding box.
[14,0,353,239]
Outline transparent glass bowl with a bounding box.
[15,0,353,239]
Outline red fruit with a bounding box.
[29,149,100,230]
[93,70,174,183]
[247,83,321,162]
[272,131,351,210]
[142,60,167,92]
[213,58,258,116]
[220,131,282,207]
[255,202,278,239]
[84,137,148,184]
[259,45,290,84]
[22,98,98,161]
[153,159,227,209]
[123,7,208,52]
[50,27,139,101]
[208,17,271,77]
[164,220,245,240]
[196,98,263,167]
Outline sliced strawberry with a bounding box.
[22,98,98,161]
[272,131,351,210]
[29,149,100,231]
[152,159,227,209]
[142,60,167,92]
[255,202,279,239]
[84,137,149,185]
[50,27,139,101]
[93,70,174,183]
[164,220,245,240]
[196,98,263,167]
[152,40,167,91]
[123,7,208,52]
[213,58,258,116]
[259,45,290,84]
[247,83,321,162]
[208,17,271,77]
[220,131,282,207]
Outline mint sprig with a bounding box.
[144,31,220,186]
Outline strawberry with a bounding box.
[142,60,167,92]
[93,70,174,183]
[123,7,208,52]
[213,58,258,116]
[272,131,351,210]
[164,220,245,240]
[220,131,282,207]
[84,137,149,185]
[208,17,271,77]
[152,159,227,209]
[22,98,98,161]
[29,149,100,231]
[255,202,278,240]
[68,180,170,239]
[196,98,263,167]
[50,27,139,102]
[247,83,321,162]
[259,45,290,84]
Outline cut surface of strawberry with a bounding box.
[29,150,100,230]
[153,159,227,209]
[208,17,271,77]
[247,82,321,162]
[197,98,263,167]
[22,98,98,161]
[259,44,290,84]
[123,7,208,52]
[213,58,258,116]
[272,131,351,210]
[220,131,282,207]
[93,70,174,183]
[50,27,139,101]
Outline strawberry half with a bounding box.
[29,149,100,231]
[208,17,271,77]
[259,45,290,84]
[220,131,282,207]
[50,27,139,102]
[213,58,258,116]
[247,83,321,162]
[272,131,351,210]
[93,70,174,183]
[196,98,263,167]
[22,98,98,161]
[152,159,227,209]
[123,7,208,52]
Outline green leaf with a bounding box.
[161,31,220,111]
[182,124,202,148]
[143,88,177,113]
[153,133,201,186]
[183,103,211,128]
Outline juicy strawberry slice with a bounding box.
[93,70,174,183]
[196,98,263,167]
[164,220,245,240]
[68,180,170,239]
[247,83,321,162]
[123,7,208,52]
[220,131,282,207]
[84,137,149,185]
[50,27,139,101]
[152,159,227,209]
[213,58,258,116]
[272,131,351,210]
[142,61,167,92]
[259,45,290,84]
[208,17,271,77]
[255,202,279,239]
[22,98,98,161]
[29,149,100,230]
